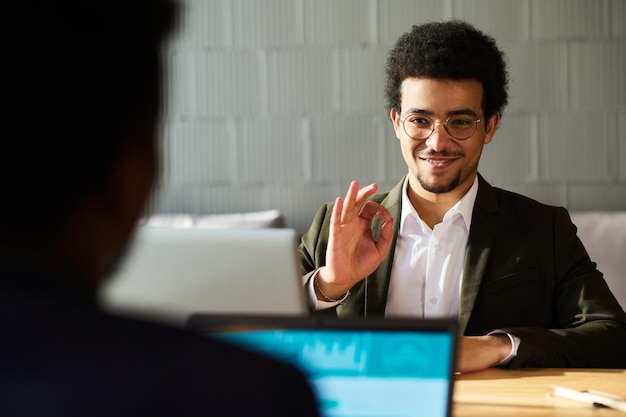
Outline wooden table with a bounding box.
[454,368,626,416]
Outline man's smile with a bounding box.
[417,152,462,168]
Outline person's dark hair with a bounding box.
[0,0,178,241]
[384,20,508,118]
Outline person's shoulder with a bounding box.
[474,176,573,229]
[477,175,563,213]
[108,316,320,415]
[102,313,278,368]
[0,287,320,415]
[491,186,564,213]
[82,313,320,413]
[486,184,573,229]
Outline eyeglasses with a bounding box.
[400,113,482,141]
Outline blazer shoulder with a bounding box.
[477,175,566,218]
[491,186,566,217]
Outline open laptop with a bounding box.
[98,227,308,327]
[187,314,458,417]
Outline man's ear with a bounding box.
[60,141,157,288]
[390,108,402,140]
[104,141,157,232]
[483,112,500,145]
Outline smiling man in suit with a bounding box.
[300,20,626,372]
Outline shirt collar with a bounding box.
[399,174,479,234]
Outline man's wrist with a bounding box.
[488,331,520,365]
[314,274,350,303]
[314,268,351,302]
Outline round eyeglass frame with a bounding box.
[400,113,483,141]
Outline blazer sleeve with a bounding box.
[299,203,332,284]
[498,207,626,368]
[299,204,339,315]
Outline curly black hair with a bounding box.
[384,20,509,119]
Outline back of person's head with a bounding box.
[0,0,177,244]
[384,20,509,119]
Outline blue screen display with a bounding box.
[212,329,453,417]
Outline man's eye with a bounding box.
[408,117,430,126]
[449,118,473,127]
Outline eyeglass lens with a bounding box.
[402,114,479,140]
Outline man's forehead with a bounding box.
[399,77,484,112]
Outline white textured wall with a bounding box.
[150,0,626,235]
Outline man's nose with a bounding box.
[425,122,453,152]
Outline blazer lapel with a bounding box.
[459,174,499,334]
[363,178,404,317]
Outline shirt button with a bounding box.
[429,297,438,304]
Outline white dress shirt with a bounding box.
[385,175,477,318]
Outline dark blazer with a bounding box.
[0,264,321,417]
[300,174,626,368]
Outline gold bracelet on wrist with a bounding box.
[314,274,349,303]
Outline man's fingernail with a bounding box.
[378,211,391,221]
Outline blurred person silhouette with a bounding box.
[0,1,320,416]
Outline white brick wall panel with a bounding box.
[173,0,228,49]
[238,118,308,184]
[530,0,610,40]
[480,115,534,181]
[267,49,338,116]
[568,184,626,210]
[195,51,264,117]
[339,48,388,114]
[570,42,626,111]
[378,0,448,46]
[231,0,304,47]
[268,183,345,233]
[611,0,626,38]
[166,119,234,185]
[310,117,382,183]
[148,185,202,215]
[619,112,626,180]
[538,113,615,181]
[452,0,530,42]
[166,51,199,118]
[504,43,569,113]
[304,0,371,46]
[379,117,408,182]
[196,185,272,214]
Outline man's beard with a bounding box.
[417,169,462,194]
[414,149,464,194]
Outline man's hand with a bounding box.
[315,181,394,300]
[456,334,512,373]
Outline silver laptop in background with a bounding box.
[98,227,308,327]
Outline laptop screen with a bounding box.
[188,314,457,417]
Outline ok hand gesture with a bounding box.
[315,181,394,300]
